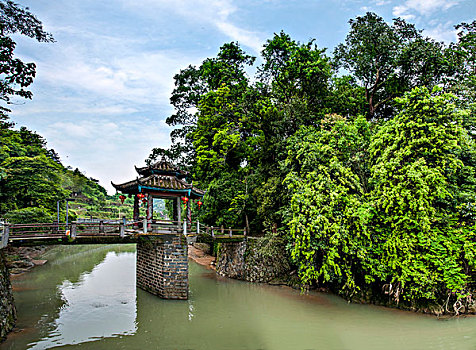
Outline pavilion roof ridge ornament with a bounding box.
[135,157,188,178]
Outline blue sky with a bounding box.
[9,0,475,193]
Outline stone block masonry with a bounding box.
[216,237,291,283]
[0,250,16,341]
[136,235,188,300]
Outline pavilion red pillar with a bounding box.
[147,195,153,230]
[133,194,139,228]
[186,199,192,232]
[176,197,182,230]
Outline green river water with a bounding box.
[1,244,476,350]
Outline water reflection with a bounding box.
[3,245,476,350]
[28,251,136,349]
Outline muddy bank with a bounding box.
[188,243,216,270]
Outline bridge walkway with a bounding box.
[1,219,247,247]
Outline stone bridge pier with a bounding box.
[136,235,188,300]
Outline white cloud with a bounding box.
[37,49,190,108]
[393,0,459,19]
[424,22,458,43]
[11,97,140,117]
[42,118,172,193]
[214,21,263,53]
[392,5,416,20]
[121,0,264,54]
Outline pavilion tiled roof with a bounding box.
[111,158,204,198]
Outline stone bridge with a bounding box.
[1,219,246,300]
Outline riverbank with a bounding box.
[1,246,49,343]
[188,243,216,270]
[214,237,299,286]
[4,246,49,276]
[190,240,299,288]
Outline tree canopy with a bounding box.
[150,13,476,313]
[333,12,449,120]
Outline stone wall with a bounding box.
[136,235,188,300]
[0,250,16,341]
[216,236,291,283]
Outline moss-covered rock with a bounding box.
[216,235,291,283]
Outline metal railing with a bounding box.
[6,222,70,237]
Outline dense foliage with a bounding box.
[0,124,129,222]
[285,115,372,296]
[287,89,476,310]
[152,13,476,312]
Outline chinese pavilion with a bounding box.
[111,157,204,228]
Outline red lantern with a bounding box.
[197,200,202,208]
[181,196,189,204]
[119,195,126,204]
[137,193,145,200]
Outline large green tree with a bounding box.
[334,12,448,120]
[148,42,255,170]
[368,87,476,307]
[0,0,54,124]
[285,115,371,295]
